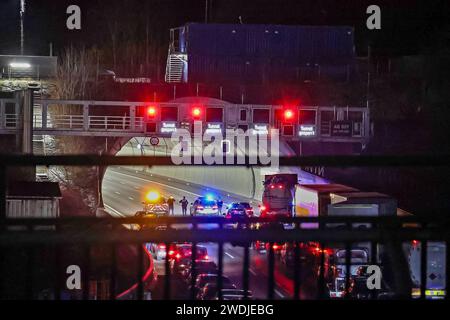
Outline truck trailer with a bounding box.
[294,184,358,228]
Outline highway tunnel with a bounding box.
[103,135,330,210]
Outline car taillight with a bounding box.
[158,244,166,250]
[197,206,204,210]
[212,205,218,209]
[313,247,329,255]
[175,253,181,259]
[260,205,267,211]
[270,185,275,189]
[204,255,209,260]
[273,244,280,250]
[278,185,283,189]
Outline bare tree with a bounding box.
[54,46,97,100]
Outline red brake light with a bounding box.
[197,206,204,210]
[273,244,280,250]
[260,205,266,211]
[204,255,209,260]
[270,185,275,189]
[158,244,166,249]
[278,184,283,189]
[212,205,218,209]
[175,253,181,259]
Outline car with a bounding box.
[251,223,285,253]
[214,289,253,300]
[190,274,233,297]
[182,260,218,284]
[252,241,284,255]
[148,243,168,260]
[139,191,169,217]
[280,242,323,267]
[198,282,237,300]
[169,244,209,272]
[225,202,254,218]
[190,197,219,216]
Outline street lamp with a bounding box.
[9,62,31,69]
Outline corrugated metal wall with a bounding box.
[184,23,354,60]
[7,199,60,218]
[177,23,355,84]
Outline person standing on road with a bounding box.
[180,196,189,216]
[167,196,175,215]
[217,198,224,215]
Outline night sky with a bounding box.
[0,0,449,57]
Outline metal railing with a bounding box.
[0,155,449,300]
[26,114,144,132]
[0,97,370,142]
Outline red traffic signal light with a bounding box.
[284,109,294,121]
[192,106,202,119]
[147,106,157,118]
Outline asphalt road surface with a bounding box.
[103,166,315,299]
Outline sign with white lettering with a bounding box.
[299,125,316,137]
[331,121,352,137]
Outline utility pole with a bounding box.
[366,45,371,109]
[20,0,26,55]
[205,0,210,23]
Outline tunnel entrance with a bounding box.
[101,135,330,218]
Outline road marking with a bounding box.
[249,268,257,276]
[274,289,285,298]
[115,191,121,195]
[128,197,134,201]
[225,252,235,259]
[105,204,126,217]
[110,169,201,197]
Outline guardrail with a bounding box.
[0,155,449,300]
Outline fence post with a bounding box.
[22,89,34,154]
[130,105,136,131]
[83,103,89,131]
[383,226,413,299]
[0,100,4,129]
[42,103,48,129]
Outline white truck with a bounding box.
[406,241,446,299]
[328,192,446,299]
[294,184,358,228]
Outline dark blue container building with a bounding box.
[165,23,356,84]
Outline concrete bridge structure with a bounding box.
[0,91,370,209]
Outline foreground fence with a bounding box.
[0,155,449,300]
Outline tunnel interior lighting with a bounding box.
[9,62,31,69]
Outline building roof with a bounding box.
[299,184,358,194]
[7,181,62,199]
